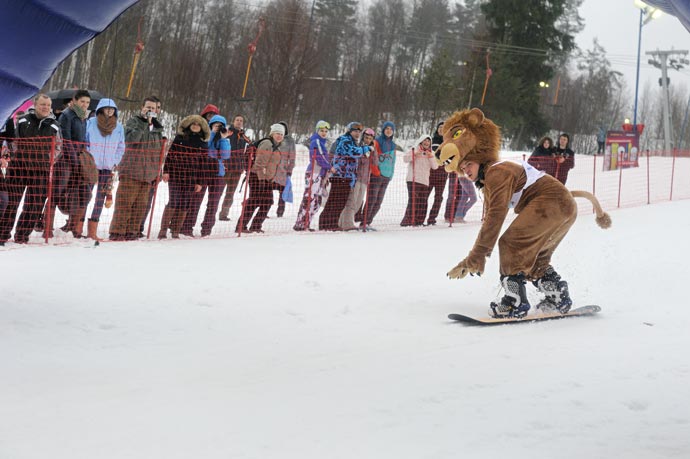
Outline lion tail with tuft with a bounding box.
[571,190,612,229]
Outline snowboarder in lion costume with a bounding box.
[436,108,611,318]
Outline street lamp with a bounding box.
[539,81,549,88]
[632,0,663,133]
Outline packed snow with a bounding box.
[2,161,690,458]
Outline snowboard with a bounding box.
[448,305,601,326]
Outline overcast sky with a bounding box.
[576,0,690,107]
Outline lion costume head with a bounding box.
[435,108,501,174]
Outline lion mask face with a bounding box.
[435,108,500,175]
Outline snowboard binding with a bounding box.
[489,274,531,319]
[533,266,572,314]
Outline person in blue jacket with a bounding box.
[318,122,374,231]
[85,98,125,240]
[183,114,230,237]
[361,120,398,228]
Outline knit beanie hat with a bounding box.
[270,123,285,135]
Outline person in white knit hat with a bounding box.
[236,123,284,233]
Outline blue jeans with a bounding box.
[90,169,112,221]
[455,177,477,219]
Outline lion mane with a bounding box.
[436,108,501,174]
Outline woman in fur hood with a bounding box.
[159,114,209,239]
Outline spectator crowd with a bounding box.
[0,90,575,245]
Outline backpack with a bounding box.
[245,137,271,169]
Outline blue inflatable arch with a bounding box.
[644,0,690,32]
[0,0,688,124]
[0,0,140,122]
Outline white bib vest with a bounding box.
[490,160,546,208]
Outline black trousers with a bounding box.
[318,177,350,230]
[0,168,48,242]
[237,173,274,231]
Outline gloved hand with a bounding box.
[447,252,485,279]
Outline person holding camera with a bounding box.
[183,114,231,237]
[218,114,251,221]
[401,134,438,227]
[109,96,165,241]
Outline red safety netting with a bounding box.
[2,134,690,245]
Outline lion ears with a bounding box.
[444,108,486,133]
[464,108,485,128]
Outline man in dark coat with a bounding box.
[56,89,91,237]
[0,94,61,244]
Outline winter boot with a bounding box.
[489,274,531,319]
[170,209,187,239]
[71,208,87,239]
[532,266,572,314]
[60,218,71,233]
[158,204,173,239]
[87,219,102,241]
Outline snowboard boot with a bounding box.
[489,274,531,319]
[532,266,572,314]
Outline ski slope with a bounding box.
[2,197,689,458]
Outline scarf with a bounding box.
[72,104,87,120]
[97,113,117,137]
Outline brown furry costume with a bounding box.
[436,108,611,281]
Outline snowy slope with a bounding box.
[1,200,690,458]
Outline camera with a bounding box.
[220,126,228,134]
[146,111,157,119]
